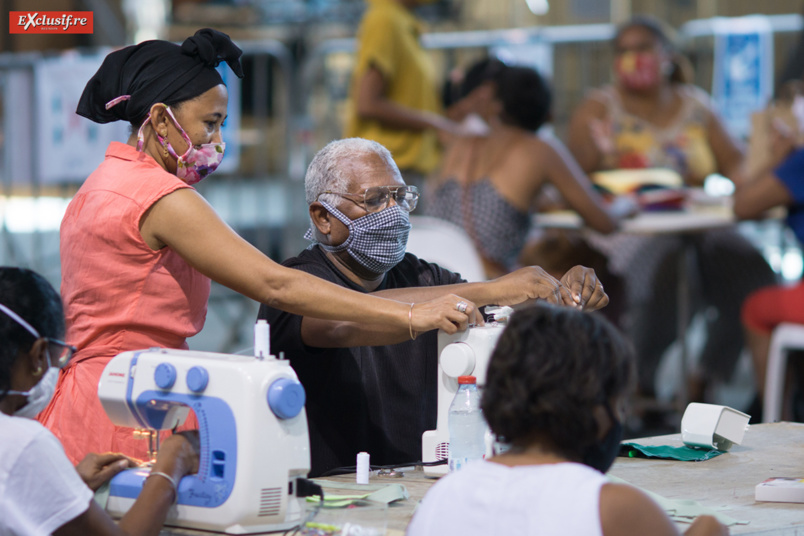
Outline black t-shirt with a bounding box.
[258,245,464,477]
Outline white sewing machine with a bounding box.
[421,317,507,477]
[97,326,310,534]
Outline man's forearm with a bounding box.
[300,317,411,348]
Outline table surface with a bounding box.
[535,204,736,235]
[161,422,804,535]
[609,422,804,535]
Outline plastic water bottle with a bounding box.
[448,375,486,471]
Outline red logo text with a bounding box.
[9,12,93,34]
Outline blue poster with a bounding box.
[712,16,773,140]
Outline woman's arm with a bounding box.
[600,483,727,536]
[299,266,576,347]
[705,108,746,184]
[139,188,477,334]
[299,265,609,348]
[537,136,629,234]
[356,66,457,134]
[733,172,793,220]
[55,434,199,536]
[566,97,611,173]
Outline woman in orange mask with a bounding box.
[567,16,774,409]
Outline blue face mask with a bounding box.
[305,201,411,275]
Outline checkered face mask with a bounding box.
[305,201,411,274]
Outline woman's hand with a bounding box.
[75,452,138,491]
[560,265,609,311]
[588,118,618,169]
[684,515,729,536]
[410,295,483,335]
[151,431,201,484]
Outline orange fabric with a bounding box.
[38,142,210,464]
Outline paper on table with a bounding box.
[306,482,409,508]
[607,475,748,527]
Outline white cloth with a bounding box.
[0,412,92,535]
[407,461,606,536]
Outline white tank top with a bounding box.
[407,461,606,536]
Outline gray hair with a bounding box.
[304,138,399,206]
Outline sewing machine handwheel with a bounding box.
[268,378,306,419]
[154,363,177,389]
[440,342,476,378]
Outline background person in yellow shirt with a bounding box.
[345,0,465,197]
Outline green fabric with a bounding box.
[305,482,409,508]
[607,476,748,527]
[620,442,725,461]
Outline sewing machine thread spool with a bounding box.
[356,451,370,484]
[254,320,270,359]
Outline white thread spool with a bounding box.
[356,451,370,484]
[254,320,270,359]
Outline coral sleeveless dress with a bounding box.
[38,142,210,464]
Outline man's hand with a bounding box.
[560,265,609,311]
[490,266,575,307]
[75,452,138,491]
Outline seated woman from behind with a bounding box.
[407,305,727,536]
[426,61,635,279]
[0,267,199,536]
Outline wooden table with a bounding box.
[314,422,804,535]
[609,422,804,535]
[162,422,804,535]
[314,468,437,535]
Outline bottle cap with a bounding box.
[458,375,477,384]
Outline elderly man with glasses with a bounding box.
[259,137,609,477]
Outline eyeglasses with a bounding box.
[0,302,76,368]
[319,185,419,213]
[45,339,77,368]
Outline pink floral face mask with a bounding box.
[137,105,225,185]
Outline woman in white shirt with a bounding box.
[0,267,198,536]
[407,305,727,536]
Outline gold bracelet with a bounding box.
[147,470,178,504]
[408,303,417,341]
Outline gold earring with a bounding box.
[160,138,169,159]
[33,365,43,376]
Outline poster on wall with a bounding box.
[711,15,774,140]
[34,51,129,184]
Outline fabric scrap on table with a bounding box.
[620,442,725,461]
[307,481,409,508]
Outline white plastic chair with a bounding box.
[406,216,487,282]
[763,323,804,422]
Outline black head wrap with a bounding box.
[77,28,244,126]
